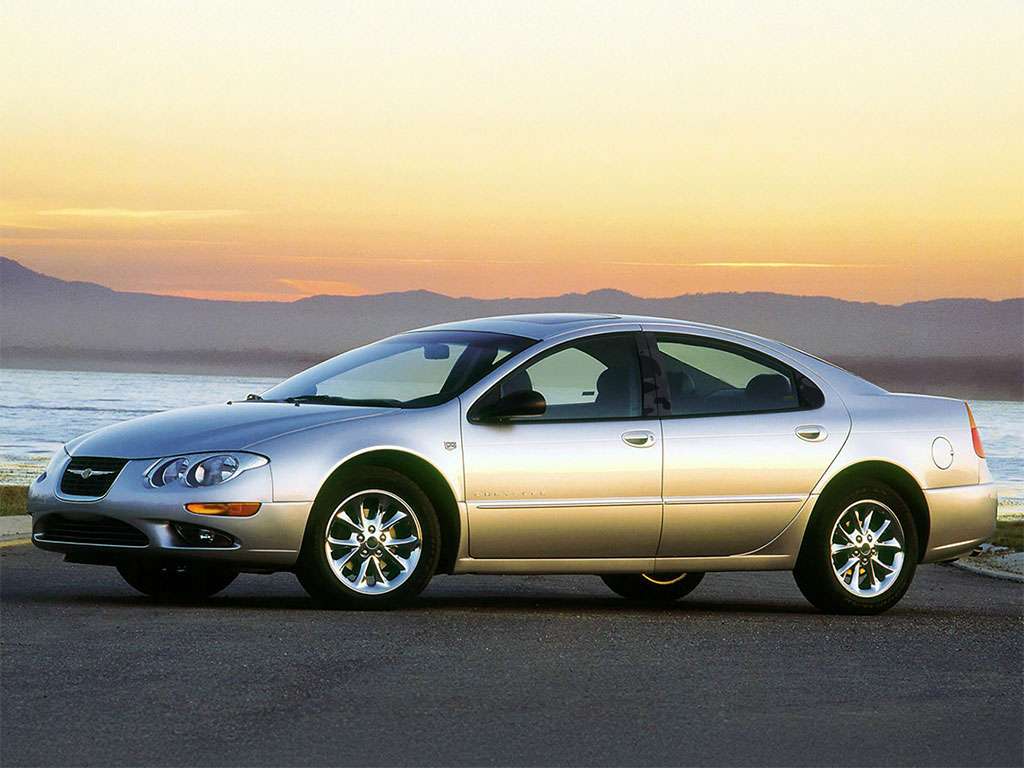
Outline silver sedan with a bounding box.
[27,313,997,613]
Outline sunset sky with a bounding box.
[2,1,1021,302]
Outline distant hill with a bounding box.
[1,257,1021,398]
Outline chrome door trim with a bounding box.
[664,494,807,505]
[474,496,662,510]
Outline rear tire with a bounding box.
[117,561,238,601]
[296,467,440,610]
[601,572,704,602]
[794,482,918,615]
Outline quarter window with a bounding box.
[497,335,642,421]
[655,336,804,416]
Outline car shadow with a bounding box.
[5,588,821,615]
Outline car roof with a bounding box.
[410,312,887,396]
[412,312,734,341]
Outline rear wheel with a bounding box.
[794,482,918,615]
[296,467,440,610]
[117,561,238,600]
[601,572,705,602]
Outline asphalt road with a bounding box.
[2,544,1021,768]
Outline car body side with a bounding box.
[26,316,997,574]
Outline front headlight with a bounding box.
[146,452,267,488]
[189,455,239,486]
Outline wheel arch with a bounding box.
[309,448,462,575]
[809,460,930,562]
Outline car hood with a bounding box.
[65,402,394,458]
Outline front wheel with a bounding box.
[794,482,918,615]
[601,572,705,602]
[117,561,238,601]
[296,467,440,610]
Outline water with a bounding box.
[2,368,1021,516]
[0,369,279,484]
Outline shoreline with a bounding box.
[3,351,1022,400]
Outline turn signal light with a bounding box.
[965,403,985,459]
[185,502,261,517]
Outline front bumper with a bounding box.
[921,481,998,564]
[26,454,312,570]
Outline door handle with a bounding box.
[622,430,656,448]
[795,425,827,442]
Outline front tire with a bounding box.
[117,561,238,601]
[601,572,705,602]
[296,467,440,610]
[794,482,918,615]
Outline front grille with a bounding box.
[34,515,149,547]
[59,457,129,497]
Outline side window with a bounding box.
[655,336,802,416]
[499,335,642,421]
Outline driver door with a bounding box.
[461,333,663,559]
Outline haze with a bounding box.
[2,1,1022,302]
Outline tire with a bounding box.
[117,561,238,601]
[794,482,918,615]
[601,572,705,602]
[296,467,440,610]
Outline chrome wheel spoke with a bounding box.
[837,526,858,545]
[381,546,411,572]
[835,556,858,576]
[384,535,419,548]
[874,518,891,539]
[831,542,856,554]
[327,534,359,548]
[352,556,371,587]
[366,556,388,587]
[871,555,896,573]
[381,509,409,531]
[336,508,362,530]
[332,547,360,569]
[875,538,902,549]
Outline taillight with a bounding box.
[965,403,985,458]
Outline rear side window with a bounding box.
[654,336,816,416]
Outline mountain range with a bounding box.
[1,257,1020,398]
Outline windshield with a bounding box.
[259,331,536,408]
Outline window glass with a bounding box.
[656,336,800,416]
[499,335,642,420]
[260,331,534,408]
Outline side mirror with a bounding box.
[474,390,546,422]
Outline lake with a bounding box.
[1,368,1021,517]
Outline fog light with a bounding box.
[171,522,236,548]
[184,502,261,517]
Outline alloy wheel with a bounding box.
[829,499,906,597]
[323,490,423,595]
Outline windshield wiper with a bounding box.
[282,394,402,408]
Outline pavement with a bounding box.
[2,544,1022,767]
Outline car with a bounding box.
[27,313,997,613]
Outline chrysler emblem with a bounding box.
[67,467,114,478]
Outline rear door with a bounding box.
[648,331,851,557]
